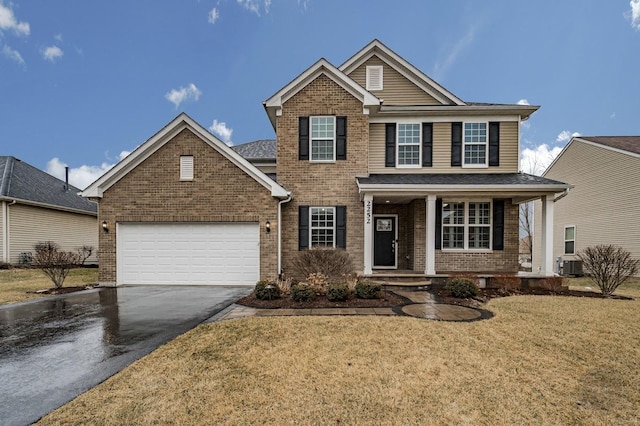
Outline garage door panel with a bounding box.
[117,223,259,286]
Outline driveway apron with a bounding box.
[0,285,251,426]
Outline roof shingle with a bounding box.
[578,136,640,155]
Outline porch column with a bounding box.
[363,194,373,275]
[425,195,436,275]
[540,194,555,276]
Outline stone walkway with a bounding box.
[209,290,486,323]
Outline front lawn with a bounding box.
[0,268,99,305]
[39,290,639,424]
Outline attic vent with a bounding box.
[180,155,194,181]
[366,65,383,91]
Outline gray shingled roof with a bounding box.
[357,173,568,186]
[232,139,276,160]
[0,156,97,214]
[578,136,640,155]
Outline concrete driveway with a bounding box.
[0,285,251,426]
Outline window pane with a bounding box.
[311,139,334,161]
[443,226,464,249]
[469,227,490,249]
[469,203,490,225]
[398,145,420,165]
[565,227,575,240]
[464,123,487,143]
[464,145,486,164]
[565,241,575,255]
[398,124,420,144]
[443,203,465,225]
[310,207,334,247]
[311,116,334,138]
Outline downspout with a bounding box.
[277,193,293,278]
[554,187,571,203]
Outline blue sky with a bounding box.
[1,0,639,188]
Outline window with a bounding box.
[180,155,193,181]
[310,116,335,162]
[310,207,335,247]
[564,226,576,255]
[366,65,383,91]
[463,122,488,167]
[397,123,421,166]
[442,201,491,250]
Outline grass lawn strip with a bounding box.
[39,283,640,425]
[0,268,99,305]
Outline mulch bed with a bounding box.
[237,290,409,309]
[30,285,98,295]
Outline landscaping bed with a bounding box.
[237,290,408,309]
[30,284,99,296]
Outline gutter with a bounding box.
[554,187,571,202]
[277,192,293,278]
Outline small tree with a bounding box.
[32,241,81,289]
[76,245,94,265]
[577,244,640,297]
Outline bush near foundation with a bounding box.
[291,283,316,302]
[355,280,382,299]
[254,280,281,300]
[578,244,640,297]
[327,283,350,301]
[445,278,478,298]
[292,248,354,282]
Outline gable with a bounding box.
[347,55,443,106]
[82,113,288,199]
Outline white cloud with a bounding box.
[433,24,477,80]
[165,83,202,108]
[43,45,63,62]
[626,0,640,30]
[46,151,132,190]
[0,3,30,36]
[517,99,530,105]
[556,130,581,144]
[520,144,563,176]
[236,0,271,16]
[208,7,220,24]
[209,119,233,145]
[54,33,63,42]
[2,44,25,66]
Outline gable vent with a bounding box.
[366,65,383,91]
[180,155,194,181]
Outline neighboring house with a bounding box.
[533,136,640,275]
[0,156,98,264]
[83,40,569,286]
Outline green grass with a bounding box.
[0,268,99,305]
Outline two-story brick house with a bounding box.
[83,40,568,286]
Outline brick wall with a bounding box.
[277,74,369,278]
[97,127,279,283]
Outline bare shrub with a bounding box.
[76,245,94,265]
[540,276,566,293]
[276,276,293,296]
[306,273,329,295]
[492,275,521,290]
[577,244,640,297]
[291,248,355,282]
[32,241,81,289]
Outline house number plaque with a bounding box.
[365,200,372,225]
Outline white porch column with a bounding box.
[541,194,555,276]
[363,194,373,275]
[425,195,437,275]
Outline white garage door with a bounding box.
[117,223,259,286]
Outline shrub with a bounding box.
[292,248,355,282]
[307,272,329,295]
[492,275,521,290]
[540,276,566,293]
[291,283,316,302]
[76,245,94,265]
[578,244,640,297]
[32,241,81,289]
[445,278,478,298]
[276,277,293,296]
[355,280,382,299]
[0,261,11,270]
[327,283,350,301]
[254,279,281,300]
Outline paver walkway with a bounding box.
[210,290,486,322]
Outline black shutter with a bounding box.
[435,198,443,250]
[489,122,500,166]
[422,122,433,167]
[493,199,504,251]
[299,205,309,250]
[336,117,347,160]
[451,122,462,166]
[299,117,309,161]
[385,123,396,167]
[336,206,346,249]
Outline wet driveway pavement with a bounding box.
[0,285,251,426]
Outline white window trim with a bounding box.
[564,225,576,255]
[366,65,383,91]
[310,206,336,248]
[179,155,194,181]
[396,123,422,168]
[441,199,493,251]
[309,116,336,163]
[462,121,489,169]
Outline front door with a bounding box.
[373,216,397,268]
